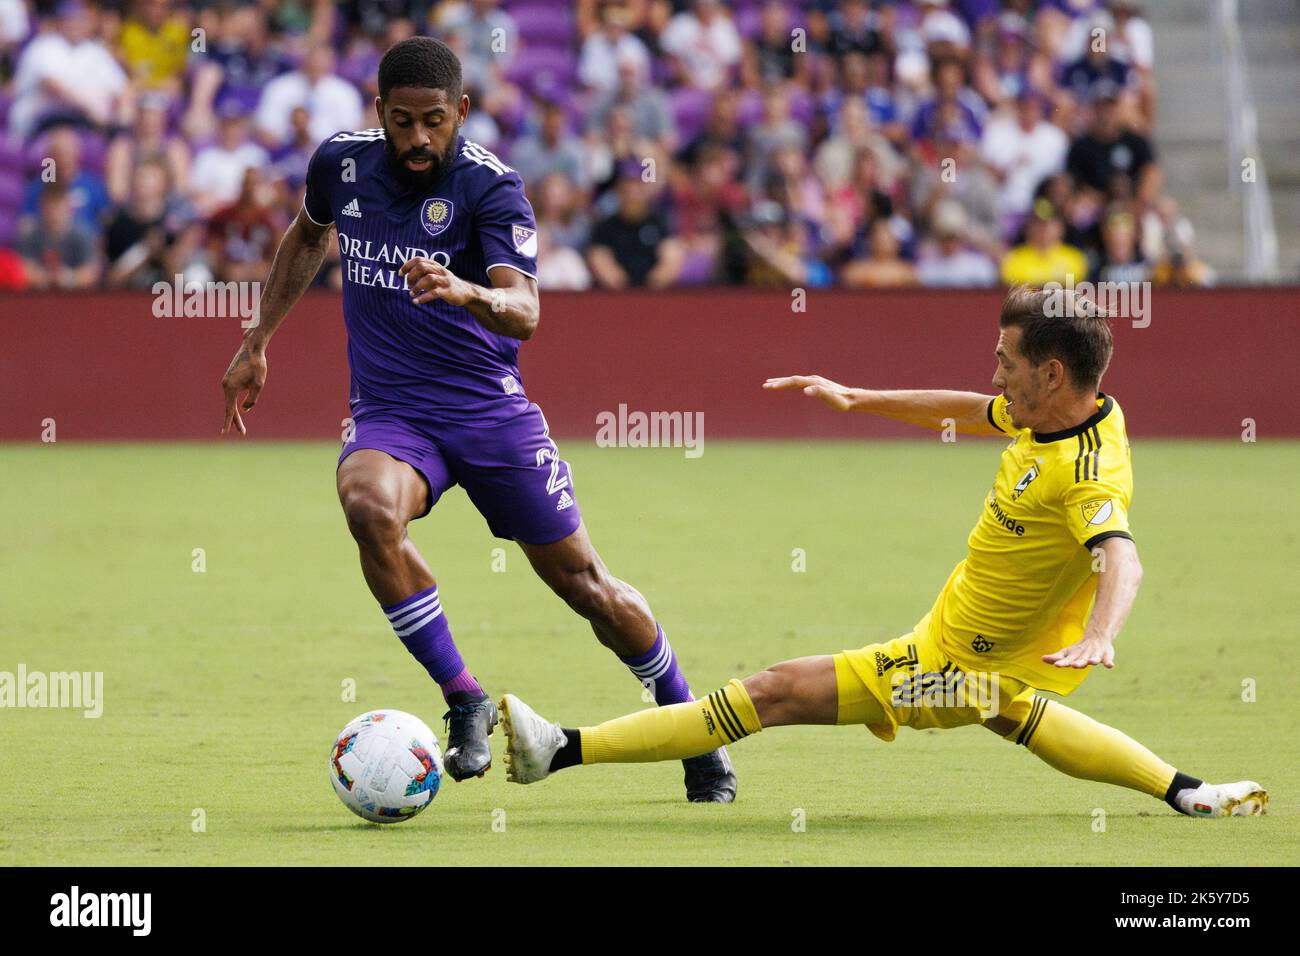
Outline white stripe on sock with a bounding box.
[393,605,444,637]
[628,640,672,679]
[387,591,440,628]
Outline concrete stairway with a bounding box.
[1151,0,1300,280]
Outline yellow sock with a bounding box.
[580,679,762,764]
[1014,698,1177,798]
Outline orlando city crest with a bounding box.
[419,198,454,237]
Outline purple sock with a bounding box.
[619,625,694,706]
[383,585,483,701]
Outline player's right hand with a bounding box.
[220,343,268,436]
[763,375,854,412]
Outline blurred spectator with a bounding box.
[1146,196,1213,287]
[460,83,502,150]
[972,13,1049,110]
[9,1,129,138]
[534,170,591,253]
[1065,84,1159,207]
[580,0,651,95]
[676,86,744,168]
[745,86,807,193]
[191,105,271,216]
[822,51,904,145]
[1000,198,1087,286]
[910,58,987,149]
[588,53,676,152]
[980,87,1068,229]
[342,1,435,40]
[104,157,202,288]
[660,0,742,91]
[536,228,593,291]
[916,200,999,287]
[741,1,811,88]
[17,184,101,290]
[1058,11,1134,107]
[1091,205,1149,284]
[740,199,829,288]
[671,141,747,283]
[912,125,998,248]
[512,97,589,192]
[105,93,191,205]
[119,0,192,94]
[437,0,518,85]
[23,127,113,234]
[588,160,682,288]
[255,45,364,148]
[821,0,883,61]
[267,106,317,186]
[842,219,919,288]
[184,5,291,139]
[205,167,282,284]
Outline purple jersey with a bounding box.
[304,129,539,423]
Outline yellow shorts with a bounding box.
[834,613,1037,742]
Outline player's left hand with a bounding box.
[399,257,476,306]
[1043,635,1115,669]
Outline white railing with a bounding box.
[1213,0,1280,281]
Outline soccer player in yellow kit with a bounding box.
[499,287,1268,818]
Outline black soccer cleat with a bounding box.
[682,747,737,803]
[442,693,498,781]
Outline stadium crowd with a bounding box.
[0,0,1215,292]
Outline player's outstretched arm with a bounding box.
[220,211,334,435]
[399,258,539,340]
[763,375,1003,435]
[1043,535,1143,669]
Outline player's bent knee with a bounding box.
[338,484,405,548]
[742,667,798,726]
[551,564,616,621]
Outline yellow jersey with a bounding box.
[933,392,1134,694]
[1000,243,1088,288]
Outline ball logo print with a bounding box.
[329,710,444,823]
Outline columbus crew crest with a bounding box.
[419,198,454,237]
[1012,464,1039,500]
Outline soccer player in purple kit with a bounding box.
[218,37,736,801]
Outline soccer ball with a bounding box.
[329,709,443,824]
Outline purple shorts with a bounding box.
[338,402,581,545]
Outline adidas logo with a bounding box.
[342,198,362,218]
[556,490,574,512]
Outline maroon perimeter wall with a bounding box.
[2,287,1297,441]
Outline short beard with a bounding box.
[383,122,460,192]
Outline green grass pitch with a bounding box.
[2,439,1296,866]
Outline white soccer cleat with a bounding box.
[499,693,568,785]
[1174,780,1268,818]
